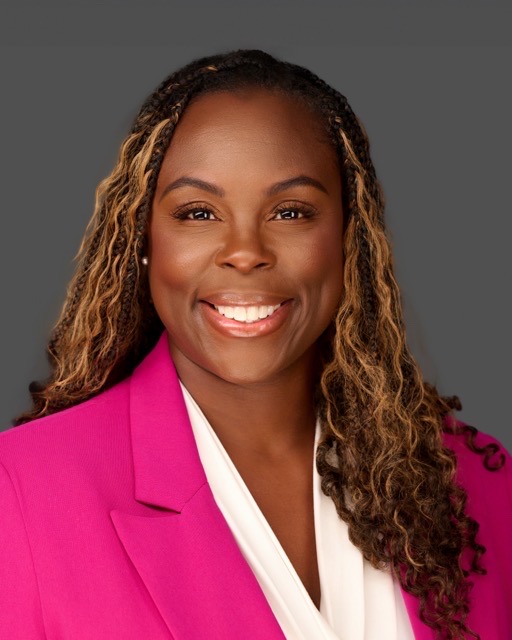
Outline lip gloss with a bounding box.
[199,300,292,338]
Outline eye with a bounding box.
[272,202,315,220]
[187,209,216,221]
[273,209,303,220]
[173,204,218,221]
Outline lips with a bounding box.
[202,292,289,307]
[199,294,293,337]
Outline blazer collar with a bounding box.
[129,330,207,511]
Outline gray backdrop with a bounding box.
[1,2,510,451]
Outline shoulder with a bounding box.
[0,377,131,480]
[441,417,512,627]
[442,415,511,478]
[441,414,512,529]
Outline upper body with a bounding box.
[1,331,511,639]
[8,49,510,639]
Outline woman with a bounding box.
[0,48,510,640]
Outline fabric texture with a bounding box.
[0,330,510,639]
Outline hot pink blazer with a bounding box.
[1,331,511,639]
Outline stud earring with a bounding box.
[141,256,148,265]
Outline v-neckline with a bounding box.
[180,380,415,640]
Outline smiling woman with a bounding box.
[149,90,343,386]
[0,49,511,640]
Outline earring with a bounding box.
[142,256,149,265]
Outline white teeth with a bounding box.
[223,306,235,319]
[246,306,259,322]
[233,307,247,322]
[215,304,281,323]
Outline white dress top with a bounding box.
[180,382,415,640]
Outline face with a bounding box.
[148,88,344,386]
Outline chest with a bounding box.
[229,450,322,609]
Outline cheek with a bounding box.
[149,243,183,302]
[295,224,344,301]
[148,229,210,300]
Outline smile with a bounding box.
[213,304,281,324]
[200,299,292,338]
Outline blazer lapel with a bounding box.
[110,331,285,639]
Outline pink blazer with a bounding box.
[1,331,511,639]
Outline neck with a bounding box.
[171,343,318,459]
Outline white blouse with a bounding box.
[180,382,415,640]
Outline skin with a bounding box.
[148,88,344,608]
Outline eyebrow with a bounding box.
[159,174,329,202]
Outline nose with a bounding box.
[214,226,276,273]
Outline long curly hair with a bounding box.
[14,49,505,638]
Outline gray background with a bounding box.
[1,2,510,451]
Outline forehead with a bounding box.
[160,89,338,176]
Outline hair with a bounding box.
[14,49,506,638]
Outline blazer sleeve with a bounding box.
[0,460,47,638]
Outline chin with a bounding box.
[168,333,312,388]
[206,359,286,387]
